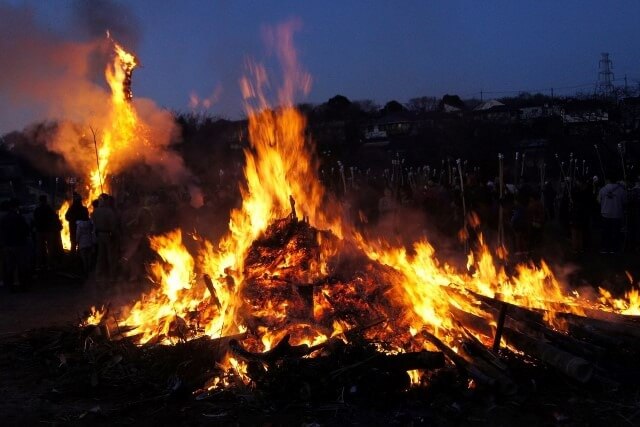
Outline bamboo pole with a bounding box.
[594,144,607,182]
[89,126,104,195]
[457,158,468,253]
[498,153,505,249]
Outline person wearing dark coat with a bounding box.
[65,192,89,253]
[33,195,60,269]
[0,199,31,291]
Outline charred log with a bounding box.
[502,328,593,383]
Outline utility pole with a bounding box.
[480,90,483,102]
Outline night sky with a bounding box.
[2,0,640,131]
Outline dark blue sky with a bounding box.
[7,0,640,121]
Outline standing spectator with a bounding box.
[597,175,626,254]
[33,195,59,270]
[91,195,116,281]
[75,209,95,277]
[0,199,31,291]
[65,192,89,253]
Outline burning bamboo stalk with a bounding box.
[89,126,104,195]
[492,296,508,352]
[456,158,468,253]
[202,274,222,309]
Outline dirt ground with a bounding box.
[0,272,141,335]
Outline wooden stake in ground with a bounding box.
[497,153,505,249]
[594,143,607,182]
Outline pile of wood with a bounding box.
[234,213,640,396]
[449,287,640,386]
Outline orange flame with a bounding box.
[59,200,71,250]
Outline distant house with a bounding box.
[561,109,608,124]
[471,99,517,123]
[362,125,388,146]
[560,99,609,124]
[362,113,416,146]
[474,99,505,111]
[443,103,462,113]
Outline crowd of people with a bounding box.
[0,159,639,293]
[329,164,640,259]
[0,188,184,292]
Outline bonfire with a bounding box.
[4,23,640,425]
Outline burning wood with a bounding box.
[503,328,593,383]
[100,207,640,404]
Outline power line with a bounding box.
[483,82,593,95]
[462,76,636,99]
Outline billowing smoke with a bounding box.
[70,0,141,48]
[0,4,106,129]
[0,2,199,200]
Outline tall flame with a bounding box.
[59,37,142,248]
[90,37,141,203]
[122,21,339,343]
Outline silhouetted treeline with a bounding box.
[2,92,639,200]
